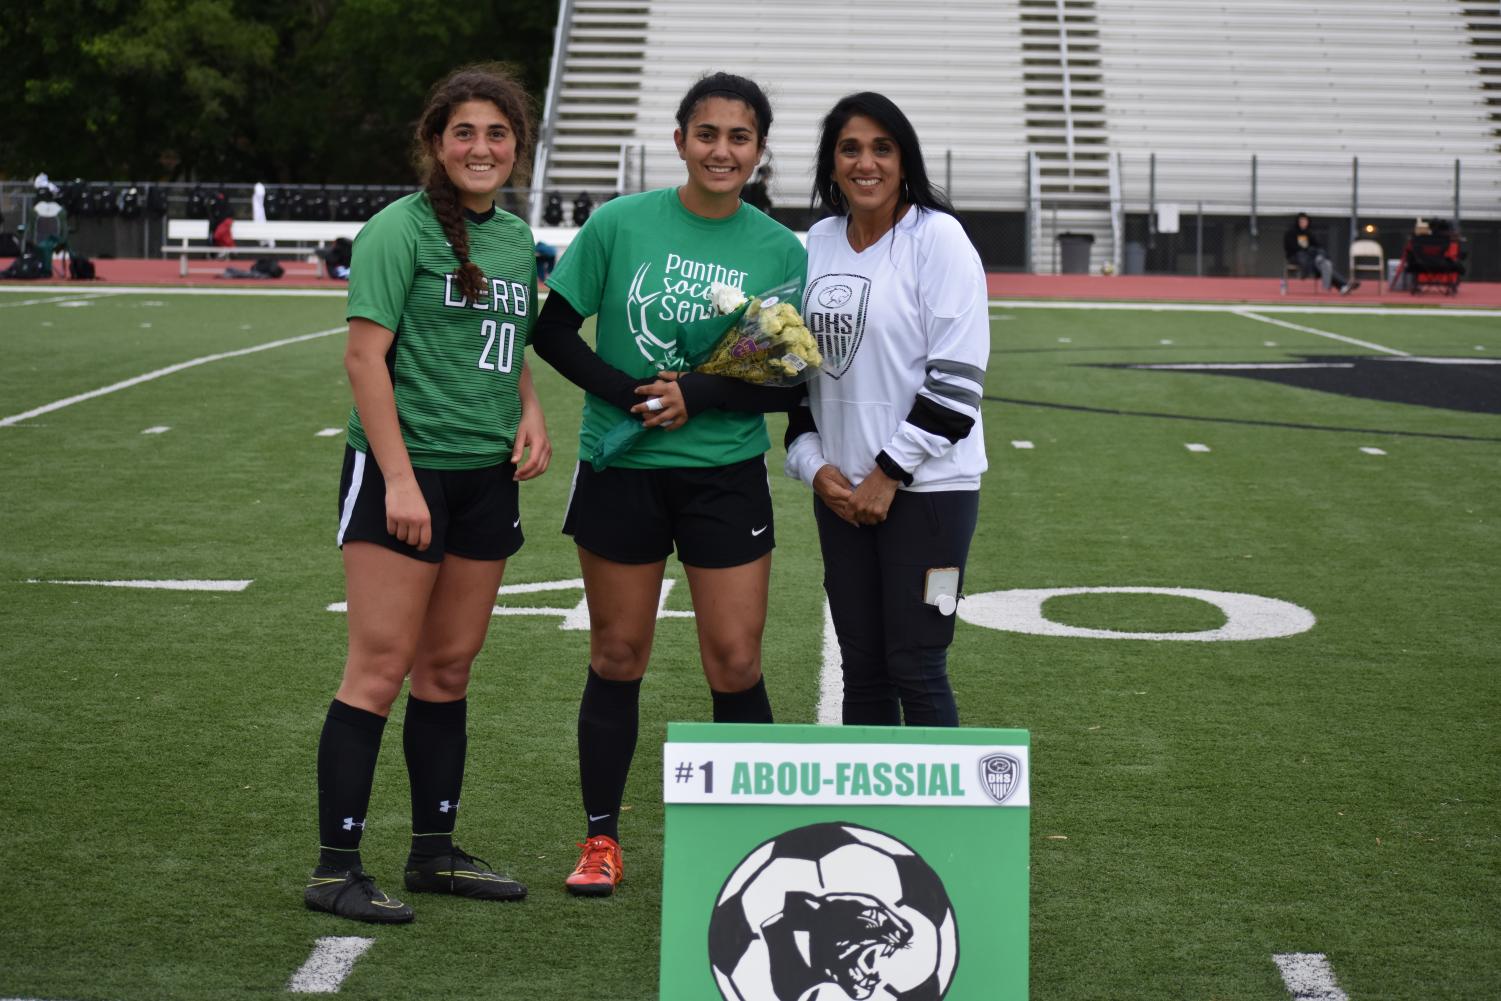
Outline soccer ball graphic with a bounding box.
[707,822,958,1001]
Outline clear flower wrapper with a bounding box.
[591,278,822,470]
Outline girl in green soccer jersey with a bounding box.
[531,72,807,897]
[305,65,551,925]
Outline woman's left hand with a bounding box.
[848,467,900,525]
[511,402,552,481]
[632,372,689,430]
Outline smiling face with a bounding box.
[674,96,763,216]
[833,114,904,221]
[434,99,517,214]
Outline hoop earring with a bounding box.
[900,179,911,204]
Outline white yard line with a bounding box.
[26,579,252,591]
[0,326,344,427]
[0,291,119,309]
[288,937,374,994]
[1232,310,1410,357]
[1273,953,1351,1001]
[818,599,843,725]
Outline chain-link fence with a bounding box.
[5,150,1498,280]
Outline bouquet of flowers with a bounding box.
[693,279,822,385]
[591,278,821,469]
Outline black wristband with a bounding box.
[875,450,913,486]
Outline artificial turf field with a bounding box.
[1,286,1497,1000]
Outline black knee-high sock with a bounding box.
[578,667,641,842]
[711,676,773,724]
[316,699,387,870]
[403,694,467,861]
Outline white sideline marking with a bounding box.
[1360,447,1387,456]
[1158,338,1173,344]
[0,284,348,298]
[1011,440,1035,449]
[316,427,343,437]
[985,299,1501,318]
[27,579,253,591]
[1273,953,1350,1001]
[2,287,1498,316]
[818,598,842,725]
[1232,310,1409,356]
[1057,337,1072,343]
[142,425,170,434]
[1132,362,1354,371]
[1386,356,1501,366]
[0,326,344,427]
[288,936,374,994]
[1185,443,1211,452]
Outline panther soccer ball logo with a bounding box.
[707,822,958,1000]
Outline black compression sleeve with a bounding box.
[530,292,651,413]
[676,373,806,416]
[783,396,819,450]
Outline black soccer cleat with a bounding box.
[404,846,527,901]
[304,866,415,924]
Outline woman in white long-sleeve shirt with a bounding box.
[785,91,989,726]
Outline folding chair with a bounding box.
[1280,261,1322,295]
[1349,239,1384,294]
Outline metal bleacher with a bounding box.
[1102,1,1501,218]
[534,0,1501,274]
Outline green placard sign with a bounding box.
[659,722,1030,1000]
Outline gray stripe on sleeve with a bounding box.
[922,374,982,409]
[928,358,986,384]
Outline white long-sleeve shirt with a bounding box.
[786,207,990,492]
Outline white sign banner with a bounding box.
[662,742,1029,808]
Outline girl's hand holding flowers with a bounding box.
[631,371,685,429]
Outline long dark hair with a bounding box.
[813,92,956,223]
[412,64,534,304]
[675,72,774,146]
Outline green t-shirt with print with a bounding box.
[545,187,807,469]
[344,191,537,470]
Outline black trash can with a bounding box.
[1058,232,1094,274]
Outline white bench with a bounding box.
[164,219,365,277]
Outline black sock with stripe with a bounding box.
[711,676,773,724]
[316,699,387,871]
[577,667,641,842]
[403,694,467,863]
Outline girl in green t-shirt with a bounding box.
[532,72,807,897]
[306,65,551,925]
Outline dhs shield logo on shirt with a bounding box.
[803,274,871,379]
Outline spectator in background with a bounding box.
[209,191,235,254]
[1284,212,1353,294]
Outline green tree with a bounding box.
[1,0,556,183]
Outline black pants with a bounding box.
[815,489,980,727]
[1292,248,1348,290]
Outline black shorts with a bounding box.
[336,446,523,564]
[562,456,774,568]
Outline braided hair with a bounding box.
[413,65,534,304]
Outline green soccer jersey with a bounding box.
[545,187,808,469]
[344,192,537,470]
